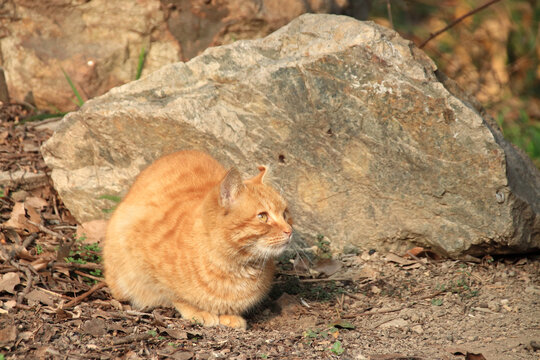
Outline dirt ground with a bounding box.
[1,104,539,360]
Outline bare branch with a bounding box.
[418,0,503,49]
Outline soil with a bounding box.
[1,103,539,360]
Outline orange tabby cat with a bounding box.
[104,150,292,329]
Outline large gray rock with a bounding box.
[42,14,540,257]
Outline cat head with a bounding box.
[214,165,293,260]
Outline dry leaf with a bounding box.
[81,318,107,336]
[159,327,188,340]
[403,246,442,260]
[404,246,425,257]
[4,202,39,233]
[0,272,20,294]
[76,220,108,243]
[312,258,342,277]
[0,325,17,347]
[292,254,311,273]
[170,352,194,360]
[25,196,48,211]
[465,352,487,359]
[330,319,356,330]
[385,253,416,266]
[358,265,378,279]
[25,289,57,306]
[30,256,51,271]
[0,130,8,144]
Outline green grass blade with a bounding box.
[99,194,122,203]
[61,68,84,107]
[20,112,67,124]
[135,46,146,80]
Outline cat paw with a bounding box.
[189,311,220,327]
[219,315,247,329]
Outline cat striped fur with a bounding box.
[104,150,292,329]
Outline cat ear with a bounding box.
[219,167,244,208]
[247,165,268,184]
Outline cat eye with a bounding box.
[257,212,269,223]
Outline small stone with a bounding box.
[3,300,16,310]
[487,300,501,312]
[446,334,454,342]
[525,286,540,295]
[379,318,408,328]
[343,244,360,255]
[411,325,423,334]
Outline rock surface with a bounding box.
[0,0,180,111]
[0,0,353,111]
[42,14,540,257]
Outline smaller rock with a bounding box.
[411,324,424,334]
[487,300,501,312]
[343,244,360,255]
[525,286,540,295]
[379,318,408,328]
[3,300,16,310]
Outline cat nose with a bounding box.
[283,227,292,238]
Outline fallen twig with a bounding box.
[62,281,106,309]
[418,0,503,49]
[111,333,153,345]
[343,291,365,301]
[405,250,428,268]
[28,220,69,240]
[53,261,102,270]
[74,270,103,282]
[357,306,404,316]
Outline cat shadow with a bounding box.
[246,276,340,330]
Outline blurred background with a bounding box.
[368,0,539,168]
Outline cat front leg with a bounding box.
[173,300,219,327]
[219,314,247,330]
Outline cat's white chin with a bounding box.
[251,243,287,259]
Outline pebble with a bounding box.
[379,318,408,328]
[411,325,423,334]
[488,300,501,312]
[525,286,540,295]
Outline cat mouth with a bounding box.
[264,237,291,254]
